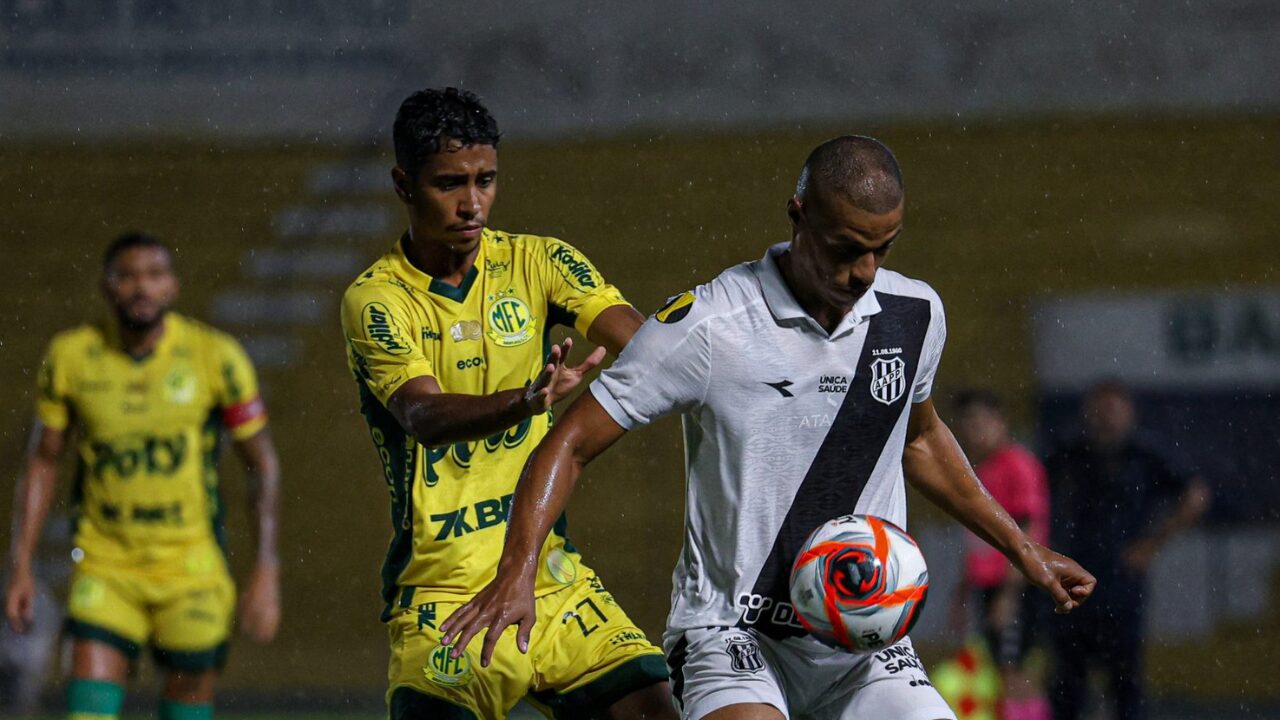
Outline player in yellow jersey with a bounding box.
[4,233,282,720]
[340,88,676,719]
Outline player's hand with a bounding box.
[524,338,607,414]
[237,562,281,643]
[439,566,537,668]
[1016,543,1096,614]
[4,567,36,634]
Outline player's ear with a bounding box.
[391,166,413,205]
[787,197,804,230]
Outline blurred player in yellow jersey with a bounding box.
[4,233,282,720]
[340,88,676,719]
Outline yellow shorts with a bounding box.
[65,551,235,671]
[387,574,668,719]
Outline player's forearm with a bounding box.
[496,438,583,579]
[247,463,281,568]
[7,458,59,574]
[905,422,1034,564]
[401,388,535,448]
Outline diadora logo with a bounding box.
[763,380,794,397]
[89,434,188,478]
[548,243,599,289]
[429,494,513,540]
[486,292,537,347]
[424,416,534,486]
[362,302,411,355]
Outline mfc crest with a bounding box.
[868,357,907,406]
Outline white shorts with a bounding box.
[664,627,956,720]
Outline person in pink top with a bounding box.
[953,390,1051,720]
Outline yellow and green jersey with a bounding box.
[340,229,629,616]
[36,313,267,572]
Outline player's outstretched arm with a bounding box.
[233,428,282,643]
[5,422,65,633]
[387,338,605,448]
[903,398,1096,614]
[440,393,627,667]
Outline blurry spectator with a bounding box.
[0,516,71,715]
[1045,380,1210,720]
[952,389,1052,720]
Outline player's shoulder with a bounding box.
[499,228,607,287]
[652,260,762,327]
[872,268,943,309]
[169,313,250,358]
[44,323,105,359]
[343,248,417,308]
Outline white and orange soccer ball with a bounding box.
[789,514,929,652]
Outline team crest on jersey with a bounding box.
[486,293,538,347]
[164,366,196,404]
[424,643,473,687]
[724,635,765,673]
[655,291,695,324]
[869,356,907,405]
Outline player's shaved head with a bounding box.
[796,136,904,214]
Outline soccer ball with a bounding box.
[789,514,929,652]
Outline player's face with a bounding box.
[103,246,178,331]
[787,191,903,311]
[1085,391,1136,447]
[394,139,498,255]
[956,405,1006,458]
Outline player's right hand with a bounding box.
[4,568,36,633]
[439,566,538,669]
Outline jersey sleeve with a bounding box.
[34,338,72,431]
[590,289,711,430]
[538,238,630,336]
[211,334,269,441]
[912,296,947,403]
[340,282,434,407]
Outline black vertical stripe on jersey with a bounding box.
[744,292,932,639]
[668,633,689,709]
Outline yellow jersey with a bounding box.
[35,313,267,572]
[340,229,629,615]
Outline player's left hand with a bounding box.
[238,561,281,643]
[524,338,607,414]
[1016,543,1096,614]
[439,564,538,668]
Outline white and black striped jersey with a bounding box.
[591,242,946,639]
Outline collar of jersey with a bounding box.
[392,232,481,303]
[101,312,180,363]
[757,242,882,335]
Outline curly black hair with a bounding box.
[393,87,501,178]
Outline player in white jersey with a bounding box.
[443,136,1096,720]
